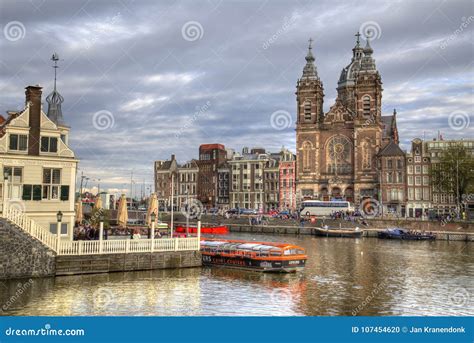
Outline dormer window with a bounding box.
[41,137,58,153]
[9,134,28,151]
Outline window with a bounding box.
[9,134,28,151]
[304,101,311,121]
[362,95,371,116]
[397,159,402,169]
[387,159,393,169]
[42,168,61,200]
[415,166,421,174]
[408,176,413,185]
[415,176,421,186]
[415,188,422,200]
[423,188,430,200]
[50,223,67,235]
[397,172,403,183]
[3,167,23,199]
[41,137,58,153]
[408,165,413,174]
[408,188,414,200]
[423,165,429,174]
[423,176,429,186]
[415,156,421,162]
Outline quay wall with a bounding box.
[55,251,201,276]
[0,218,202,280]
[173,219,474,242]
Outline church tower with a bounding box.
[296,39,324,126]
[295,39,324,200]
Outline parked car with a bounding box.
[226,208,239,215]
[240,208,257,215]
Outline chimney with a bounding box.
[25,85,42,156]
[171,154,175,161]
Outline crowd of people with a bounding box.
[73,224,108,241]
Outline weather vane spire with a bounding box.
[51,52,59,91]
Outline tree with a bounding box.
[430,143,474,209]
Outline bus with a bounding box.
[299,200,353,217]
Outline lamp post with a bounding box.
[99,213,104,254]
[197,216,201,247]
[150,212,156,252]
[3,171,9,214]
[185,190,189,236]
[56,211,63,253]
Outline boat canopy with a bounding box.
[200,239,305,256]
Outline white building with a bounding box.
[0,83,78,239]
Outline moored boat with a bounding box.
[313,227,364,238]
[377,227,436,240]
[176,225,229,235]
[200,239,307,273]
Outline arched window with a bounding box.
[362,95,371,116]
[304,101,311,121]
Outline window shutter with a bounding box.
[60,185,69,201]
[33,185,42,201]
[22,185,32,200]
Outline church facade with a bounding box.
[295,34,400,205]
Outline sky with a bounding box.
[0,0,473,196]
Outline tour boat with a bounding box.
[313,227,364,238]
[200,239,307,273]
[175,225,229,235]
[377,228,436,240]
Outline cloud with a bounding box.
[0,0,472,193]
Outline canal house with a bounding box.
[0,77,78,239]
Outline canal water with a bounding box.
[1,233,472,316]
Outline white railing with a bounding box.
[4,208,200,256]
[57,237,200,256]
[5,207,58,251]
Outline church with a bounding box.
[296,33,401,205]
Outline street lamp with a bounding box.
[56,211,63,253]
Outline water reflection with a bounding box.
[0,234,472,316]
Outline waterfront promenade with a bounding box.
[0,208,201,280]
